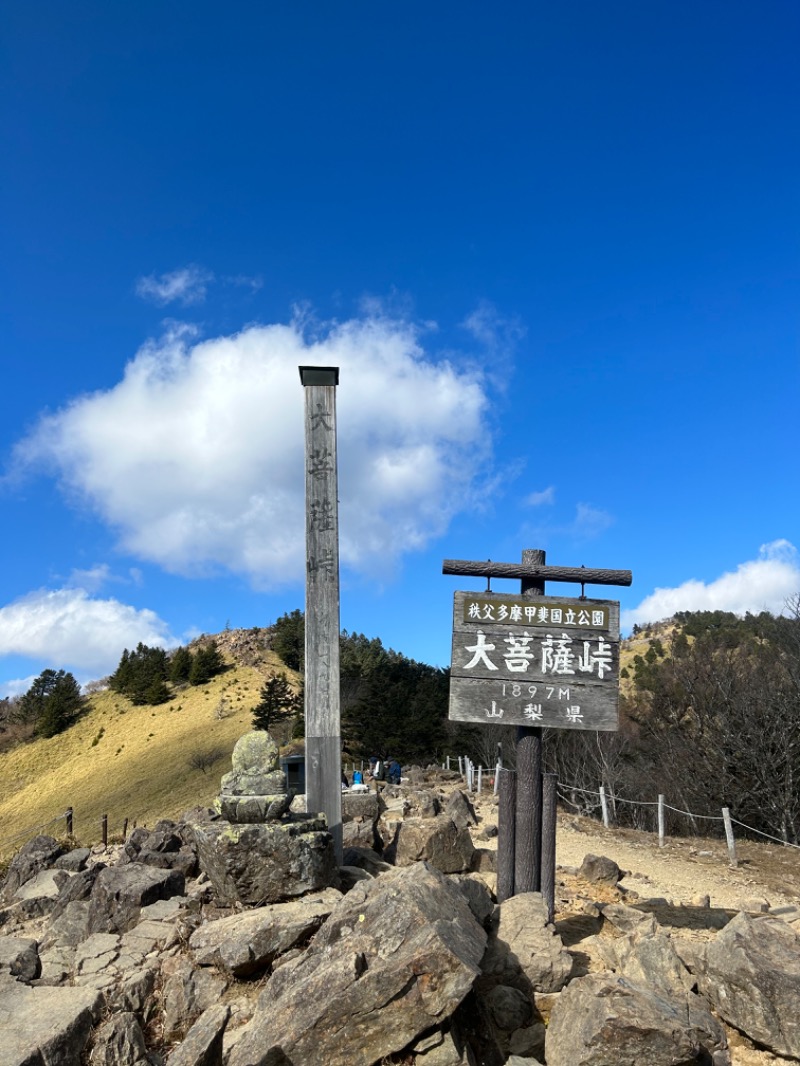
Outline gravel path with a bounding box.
[470,794,800,913]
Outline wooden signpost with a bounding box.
[300,366,343,863]
[444,550,631,911]
[449,592,621,730]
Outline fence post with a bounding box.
[599,784,609,828]
[65,807,73,836]
[122,818,129,840]
[658,794,665,847]
[493,761,501,795]
[477,766,483,793]
[101,814,108,846]
[722,807,738,868]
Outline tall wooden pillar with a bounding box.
[299,366,342,864]
[515,548,545,893]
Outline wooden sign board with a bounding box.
[448,591,620,731]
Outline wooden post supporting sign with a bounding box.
[300,366,343,864]
[444,549,631,903]
[516,548,545,893]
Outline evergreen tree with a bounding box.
[19,669,84,738]
[169,646,194,684]
[252,672,302,733]
[292,679,306,739]
[343,658,449,762]
[109,643,170,705]
[272,609,305,671]
[189,640,225,686]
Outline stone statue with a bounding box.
[217,731,292,822]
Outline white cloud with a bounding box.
[622,540,800,629]
[135,265,213,306]
[65,564,112,593]
[14,314,492,585]
[517,500,613,545]
[0,587,176,680]
[524,486,555,507]
[65,564,143,593]
[2,675,38,699]
[224,274,263,293]
[461,301,525,391]
[572,503,614,539]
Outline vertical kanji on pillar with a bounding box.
[300,366,342,863]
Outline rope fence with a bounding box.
[557,779,800,860]
[448,757,800,870]
[0,806,140,858]
[0,810,72,851]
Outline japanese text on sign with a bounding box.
[463,630,613,678]
[448,591,621,731]
[463,597,609,629]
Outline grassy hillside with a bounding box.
[0,621,665,860]
[0,643,297,858]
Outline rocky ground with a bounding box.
[469,785,800,1066]
[3,767,800,1066]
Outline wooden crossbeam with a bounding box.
[442,559,632,587]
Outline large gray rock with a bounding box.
[1,836,65,902]
[389,815,475,873]
[546,972,726,1066]
[341,792,380,822]
[579,853,622,885]
[167,1004,230,1066]
[481,892,571,993]
[614,930,696,996]
[445,790,478,829]
[12,868,68,913]
[0,936,40,982]
[405,789,442,819]
[189,888,341,976]
[88,864,185,935]
[483,984,534,1032]
[89,1011,149,1066]
[120,822,199,877]
[54,848,91,872]
[228,862,487,1066]
[600,900,658,936]
[341,818,379,850]
[190,816,336,905]
[341,792,382,850]
[0,971,102,1066]
[701,912,800,1058]
[161,957,229,1043]
[41,900,91,949]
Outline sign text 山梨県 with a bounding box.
[448,591,620,731]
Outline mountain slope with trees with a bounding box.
[3,604,799,859]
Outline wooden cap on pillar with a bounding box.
[299,366,339,386]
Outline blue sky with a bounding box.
[1,2,798,695]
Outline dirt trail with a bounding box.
[470,794,800,913]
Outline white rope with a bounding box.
[0,811,71,850]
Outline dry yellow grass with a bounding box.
[0,651,297,857]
